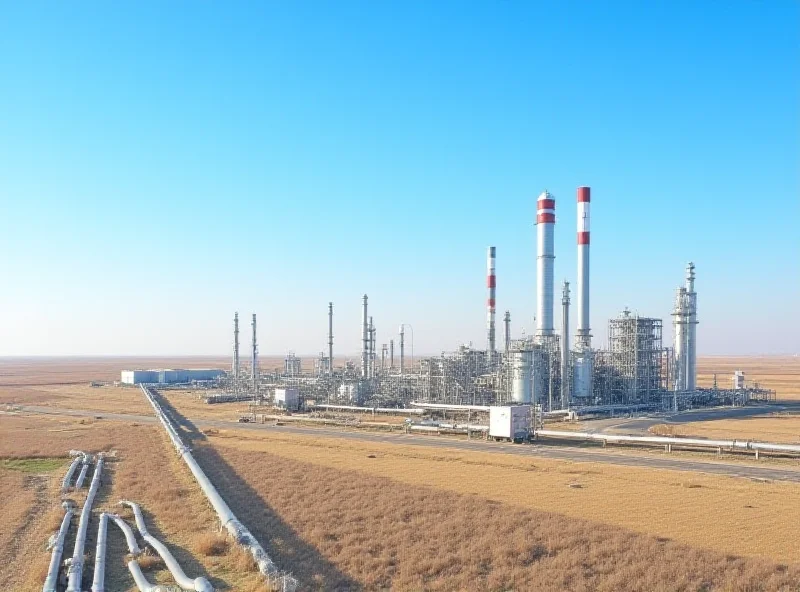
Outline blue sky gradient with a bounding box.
[0,1,797,356]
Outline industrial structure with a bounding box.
[209,185,773,413]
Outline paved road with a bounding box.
[12,404,800,484]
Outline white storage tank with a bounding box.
[733,371,745,390]
[573,350,594,398]
[489,405,531,442]
[275,388,300,411]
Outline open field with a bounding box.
[650,413,800,443]
[697,355,800,400]
[0,414,270,591]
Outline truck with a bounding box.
[489,405,532,443]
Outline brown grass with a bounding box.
[136,553,163,570]
[194,439,800,591]
[650,415,800,443]
[204,427,800,565]
[195,532,230,556]
[697,355,800,399]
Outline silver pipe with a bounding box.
[66,456,104,592]
[42,502,74,592]
[139,385,296,591]
[108,514,142,555]
[61,453,83,491]
[74,453,91,488]
[121,501,213,592]
[411,401,491,412]
[91,513,109,592]
[127,559,170,592]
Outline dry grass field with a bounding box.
[202,428,800,566]
[650,414,800,443]
[697,355,800,399]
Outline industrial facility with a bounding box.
[120,368,224,385]
[210,186,773,415]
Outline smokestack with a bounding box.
[399,325,405,375]
[233,312,240,383]
[503,311,511,355]
[486,246,497,355]
[361,295,369,378]
[576,186,591,349]
[389,339,395,370]
[536,191,556,337]
[251,313,258,394]
[328,302,334,375]
[561,281,570,408]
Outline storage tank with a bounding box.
[573,350,594,399]
[511,350,532,403]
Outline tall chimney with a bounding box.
[233,312,240,383]
[389,339,395,370]
[399,325,405,376]
[251,313,258,394]
[361,295,369,378]
[486,246,497,355]
[503,311,511,355]
[576,186,591,349]
[328,302,334,375]
[536,191,556,337]
[561,281,570,408]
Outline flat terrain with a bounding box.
[3,356,800,590]
[697,355,800,399]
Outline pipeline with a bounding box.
[61,452,85,491]
[91,513,109,592]
[108,514,142,554]
[127,559,171,592]
[66,455,104,592]
[121,500,213,592]
[139,385,297,591]
[74,453,91,488]
[42,501,75,592]
[535,429,800,456]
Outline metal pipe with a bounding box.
[139,386,296,591]
[108,514,142,555]
[536,191,556,337]
[90,513,109,592]
[42,501,74,592]
[74,453,91,488]
[66,455,104,592]
[127,559,170,592]
[121,501,213,592]
[61,452,83,491]
[311,404,424,414]
[411,401,491,412]
[486,246,497,356]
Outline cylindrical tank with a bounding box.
[511,350,532,403]
[672,286,687,390]
[536,191,555,336]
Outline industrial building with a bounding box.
[217,185,774,413]
[121,368,224,385]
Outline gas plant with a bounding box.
[221,187,774,413]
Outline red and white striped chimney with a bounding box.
[486,246,496,353]
[576,186,591,349]
[536,191,556,337]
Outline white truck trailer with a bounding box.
[489,405,532,443]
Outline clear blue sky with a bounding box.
[0,1,797,357]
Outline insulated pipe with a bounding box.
[486,246,497,355]
[75,454,91,489]
[410,401,491,412]
[42,502,74,592]
[127,560,170,592]
[91,513,109,592]
[536,191,556,337]
[66,455,104,592]
[61,453,83,491]
[108,514,142,555]
[139,386,295,590]
[121,501,214,592]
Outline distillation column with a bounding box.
[399,325,405,375]
[328,302,334,375]
[503,311,511,356]
[685,263,697,391]
[561,281,570,408]
[251,313,258,394]
[361,295,369,378]
[232,312,239,383]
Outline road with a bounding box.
[11,404,800,484]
